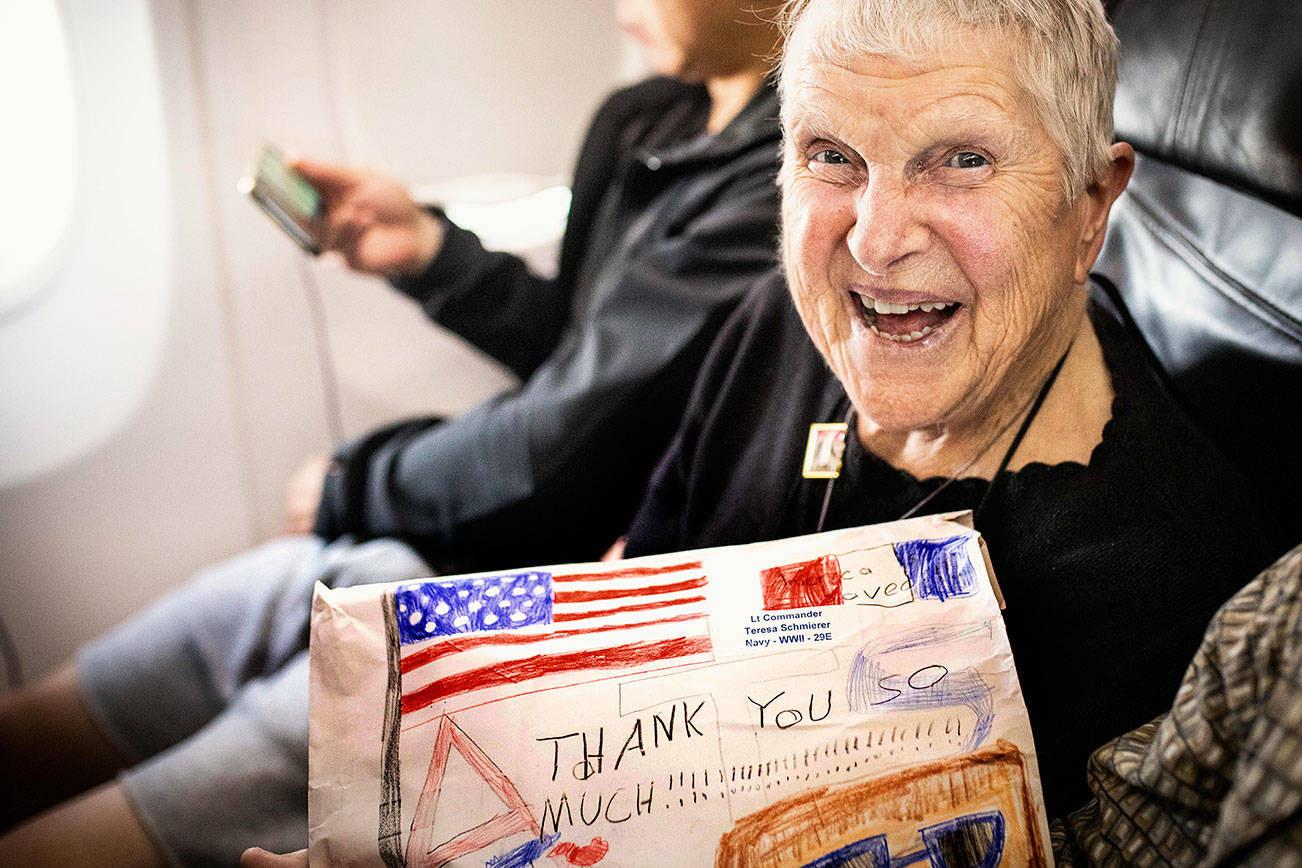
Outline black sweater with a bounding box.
[627,270,1287,816]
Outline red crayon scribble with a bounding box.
[401,635,713,715]
[551,562,702,582]
[550,837,610,866]
[760,555,843,610]
[400,612,706,674]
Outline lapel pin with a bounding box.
[802,422,847,479]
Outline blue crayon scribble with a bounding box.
[893,536,978,602]
[846,624,994,751]
[485,832,561,868]
[920,810,1005,868]
[801,832,889,867]
[797,809,1004,868]
[394,571,553,645]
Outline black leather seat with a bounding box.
[1094,0,1302,533]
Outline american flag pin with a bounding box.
[802,422,847,479]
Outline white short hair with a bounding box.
[778,0,1119,197]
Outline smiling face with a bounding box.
[781,32,1110,444]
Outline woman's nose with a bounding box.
[846,175,926,276]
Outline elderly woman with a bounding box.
[625,0,1286,816]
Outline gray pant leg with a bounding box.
[123,649,313,866]
[80,536,319,762]
[78,536,431,865]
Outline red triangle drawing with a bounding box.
[405,714,540,867]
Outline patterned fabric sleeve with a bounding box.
[1053,541,1302,866]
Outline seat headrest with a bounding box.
[1108,0,1302,217]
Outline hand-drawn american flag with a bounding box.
[389,560,714,721]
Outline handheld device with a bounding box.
[238,144,323,254]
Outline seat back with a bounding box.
[1094,0,1302,532]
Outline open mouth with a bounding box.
[854,294,961,343]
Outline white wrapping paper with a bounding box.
[309,512,1051,867]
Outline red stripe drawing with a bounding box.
[401,634,713,715]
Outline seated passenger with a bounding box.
[0,3,784,864]
[1058,539,1302,865]
[623,0,1288,818]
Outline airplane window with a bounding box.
[0,0,78,316]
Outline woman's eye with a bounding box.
[944,151,989,170]
[810,148,850,165]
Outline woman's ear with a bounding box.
[1074,141,1135,284]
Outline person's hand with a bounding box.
[290,157,445,277]
[601,538,627,562]
[241,847,308,867]
[283,452,332,536]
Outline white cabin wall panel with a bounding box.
[320,0,624,181]
[0,0,258,680]
[188,0,347,538]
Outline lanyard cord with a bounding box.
[815,342,1073,533]
[969,342,1072,524]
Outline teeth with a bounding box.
[872,299,911,315]
[868,323,935,342]
[862,296,955,316]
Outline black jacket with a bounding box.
[314,77,782,573]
